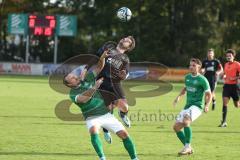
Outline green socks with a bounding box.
[123,136,137,159]
[91,134,137,159]
[91,134,105,158]
[176,131,186,145]
[184,126,192,144]
[176,127,192,145]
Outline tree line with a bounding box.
[1,0,240,67]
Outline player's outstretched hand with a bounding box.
[204,105,209,113]
[94,77,104,89]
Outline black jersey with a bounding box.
[202,59,221,80]
[96,42,129,82]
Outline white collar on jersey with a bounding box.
[191,73,200,77]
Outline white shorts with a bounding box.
[86,113,125,133]
[176,105,202,123]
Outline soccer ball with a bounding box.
[117,7,132,22]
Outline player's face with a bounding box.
[226,53,234,62]
[189,61,200,74]
[119,37,133,51]
[207,51,214,60]
[65,73,81,88]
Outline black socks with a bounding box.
[222,105,227,123]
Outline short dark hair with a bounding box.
[225,49,236,56]
[190,58,202,67]
[127,36,135,52]
[63,74,70,87]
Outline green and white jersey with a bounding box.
[69,72,109,119]
[184,73,210,110]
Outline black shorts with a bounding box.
[206,77,217,92]
[208,79,217,92]
[99,78,126,103]
[222,84,239,101]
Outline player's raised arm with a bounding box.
[92,50,109,76]
[75,78,104,103]
[173,87,186,107]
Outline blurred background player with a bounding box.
[63,51,138,160]
[219,49,240,127]
[173,58,212,155]
[96,36,135,140]
[201,49,223,110]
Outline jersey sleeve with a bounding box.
[69,89,83,104]
[70,93,77,103]
[125,56,130,72]
[126,62,130,77]
[122,55,130,79]
[201,76,211,92]
[84,71,96,83]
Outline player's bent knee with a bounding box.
[89,125,99,134]
[116,130,128,139]
[223,101,228,106]
[183,121,190,127]
[173,125,178,132]
[173,123,181,132]
[223,97,229,106]
[183,116,191,127]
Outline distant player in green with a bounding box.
[173,58,212,155]
[63,51,138,160]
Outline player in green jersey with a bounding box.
[173,58,212,156]
[63,51,138,160]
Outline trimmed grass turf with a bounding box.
[0,75,240,160]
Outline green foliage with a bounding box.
[2,0,240,66]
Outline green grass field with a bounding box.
[1,75,240,160]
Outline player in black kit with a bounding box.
[201,49,223,110]
[96,36,135,143]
